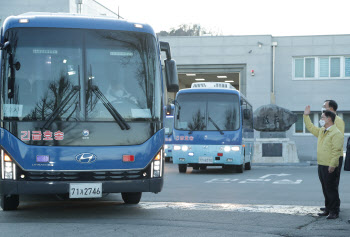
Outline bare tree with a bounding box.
[157,24,220,36]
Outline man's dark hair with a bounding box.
[323,110,336,123]
[325,100,338,111]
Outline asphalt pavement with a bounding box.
[1,162,349,237]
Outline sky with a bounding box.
[96,0,350,36]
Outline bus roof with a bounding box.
[1,13,156,38]
[177,87,240,95]
[176,88,252,106]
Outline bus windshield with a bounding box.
[1,28,161,122]
[175,93,240,131]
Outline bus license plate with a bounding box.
[199,157,213,164]
[69,183,102,198]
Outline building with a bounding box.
[0,0,120,26]
[159,35,350,162]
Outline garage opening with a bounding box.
[165,64,246,104]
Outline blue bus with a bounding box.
[0,13,178,210]
[164,104,174,162]
[172,82,254,173]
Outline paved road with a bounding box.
[1,163,350,237]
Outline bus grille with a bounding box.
[19,170,149,181]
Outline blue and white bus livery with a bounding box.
[0,13,178,210]
[172,82,254,173]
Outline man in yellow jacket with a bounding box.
[304,106,344,219]
[321,100,345,214]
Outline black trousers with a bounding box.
[337,156,343,185]
[318,162,341,214]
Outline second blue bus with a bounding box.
[172,82,254,173]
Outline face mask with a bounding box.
[319,119,326,127]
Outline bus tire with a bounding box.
[1,195,19,211]
[245,162,251,170]
[165,157,170,162]
[122,192,142,204]
[236,164,244,173]
[178,164,187,173]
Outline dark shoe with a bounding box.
[320,207,341,212]
[318,211,329,216]
[326,213,339,219]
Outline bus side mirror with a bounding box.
[0,41,10,50]
[243,109,251,120]
[160,41,179,92]
[164,59,179,92]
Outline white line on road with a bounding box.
[138,202,319,216]
[259,174,291,179]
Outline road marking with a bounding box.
[138,202,319,216]
[259,173,290,179]
[205,178,239,183]
[273,179,303,184]
[239,179,271,183]
[205,174,303,184]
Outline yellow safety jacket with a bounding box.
[304,115,344,167]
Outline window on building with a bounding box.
[294,56,350,79]
[330,57,340,77]
[295,58,304,78]
[294,112,320,134]
[340,112,350,134]
[305,58,315,78]
[345,57,350,77]
[319,57,329,77]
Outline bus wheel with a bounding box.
[1,195,19,211]
[165,157,170,162]
[236,164,244,173]
[245,162,251,170]
[122,192,142,204]
[178,164,187,173]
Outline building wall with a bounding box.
[69,0,119,17]
[0,0,118,26]
[273,35,350,161]
[160,34,350,161]
[159,35,273,109]
[0,0,70,25]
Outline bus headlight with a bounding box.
[164,145,169,149]
[231,146,240,151]
[151,150,163,178]
[224,146,231,152]
[182,145,188,151]
[174,145,181,150]
[1,150,16,180]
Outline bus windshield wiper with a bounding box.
[42,86,80,129]
[167,131,173,137]
[189,123,202,134]
[208,116,224,135]
[90,85,130,130]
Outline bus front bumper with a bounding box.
[172,144,243,165]
[0,178,163,195]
